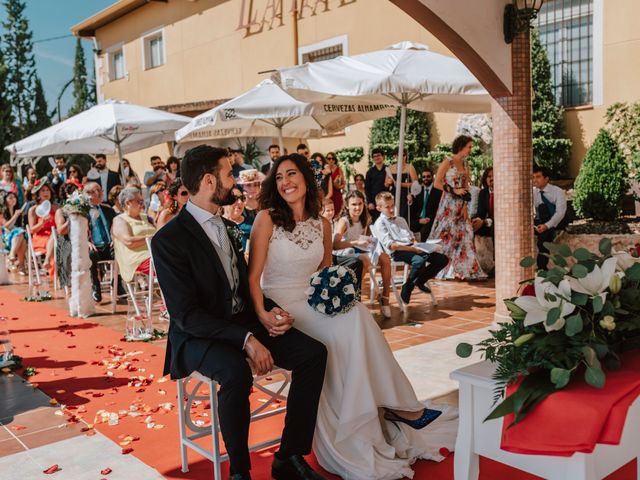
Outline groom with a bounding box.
[151,146,328,480]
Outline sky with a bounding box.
[0,0,114,117]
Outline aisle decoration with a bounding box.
[63,191,95,318]
[457,238,640,426]
[306,265,359,316]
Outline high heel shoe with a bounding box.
[383,408,442,430]
[379,295,391,318]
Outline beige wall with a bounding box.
[88,0,640,178]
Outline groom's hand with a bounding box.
[245,336,274,375]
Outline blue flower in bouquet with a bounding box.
[309,159,324,189]
[305,265,359,316]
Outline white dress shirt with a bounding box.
[534,183,567,229]
[185,200,252,348]
[374,214,414,253]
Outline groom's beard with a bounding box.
[211,185,235,206]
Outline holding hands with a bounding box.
[259,307,294,337]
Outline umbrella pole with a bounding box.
[278,127,284,153]
[395,104,407,216]
[115,131,126,185]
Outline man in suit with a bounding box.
[409,168,442,240]
[47,155,68,198]
[87,154,120,204]
[151,146,327,480]
[261,144,280,175]
[85,181,118,302]
[365,148,394,222]
[471,167,494,238]
[533,165,567,270]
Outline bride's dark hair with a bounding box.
[258,154,321,232]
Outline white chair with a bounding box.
[145,237,167,322]
[96,259,118,313]
[177,369,290,479]
[25,226,46,292]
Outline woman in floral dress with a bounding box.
[429,135,486,280]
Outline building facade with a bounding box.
[73,0,640,177]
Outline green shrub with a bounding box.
[335,146,364,183]
[368,108,431,165]
[573,129,629,220]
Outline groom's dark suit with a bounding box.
[151,207,327,474]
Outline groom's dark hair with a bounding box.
[258,154,321,232]
[181,145,230,195]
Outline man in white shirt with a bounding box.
[533,165,567,270]
[374,191,448,304]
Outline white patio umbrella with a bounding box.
[5,101,191,182]
[175,79,396,153]
[275,41,492,210]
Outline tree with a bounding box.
[368,108,432,165]
[531,28,572,178]
[573,129,628,220]
[68,38,92,117]
[2,0,38,137]
[32,77,50,131]
[0,45,13,164]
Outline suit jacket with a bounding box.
[87,169,120,202]
[261,162,272,175]
[474,188,493,237]
[410,185,442,239]
[151,208,276,379]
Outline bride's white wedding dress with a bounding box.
[261,218,457,480]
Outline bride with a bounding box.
[248,154,457,480]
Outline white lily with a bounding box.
[567,256,618,304]
[514,277,576,332]
[613,251,640,272]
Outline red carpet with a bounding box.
[1,288,636,479]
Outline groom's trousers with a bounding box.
[195,312,327,475]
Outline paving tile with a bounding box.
[18,422,85,449]
[3,407,69,438]
[0,427,13,443]
[0,438,26,458]
[0,390,51,423]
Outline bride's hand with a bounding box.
[259,307,294,336]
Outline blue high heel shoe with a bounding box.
[383,408,442,430]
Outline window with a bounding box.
[142,28,165,70]
[535,0,593,107]
[107,45,125,81]
[298,34,348,65]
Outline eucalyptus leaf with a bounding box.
[520,256,536,268]
[572,264,588,279]
[571,291,588,306]
[553,255,567,267]
[546,307,561,326]
[593,295,604,314]
[582,346,597,366]
[564,314,583,336]
[627,263,640,281]
[585,366,606,388]
[456,343,473,358]
[550,368,571,389]
[505,300,527,320]
[573,248,592,261]
[557,244,572,258]
[599,238,612,256]
[543,242,559,254]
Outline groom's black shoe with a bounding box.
[230,474,251,480]
[272,454,327,480]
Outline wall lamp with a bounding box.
[504,0,545,44]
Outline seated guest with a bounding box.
[334,190,392,318]
[471,167,495,274]
[410,167,442,240]
[1,191,27,273]
[108,185,124,214]
[222,187,252,252]
[47,155,68,198]
[237,169,264,225]
[117,158,140,185]
[147,181,167,225]
[533,165,567,270]
[85,182,117,302]
[353,173,366,195]
[28,179,58,273]
[157,178,188,230]
[322,197,364,295]
[112,187,156,285]
[296,143,310,159]
[165,156,181,183]
[261,144,280,174]
[143,155,167,201]
[230,149,249,178]
[22,166,38,203]
[374,191,448,304]
[67,164,83,184]
[0,164,24,206]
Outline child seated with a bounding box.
[334,191,393,318]
[373,192,448,304]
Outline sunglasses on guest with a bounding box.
[179,191,189,197]
[234,194,247,202]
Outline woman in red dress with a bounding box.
[326,152,345,218]
[27,180,58,272]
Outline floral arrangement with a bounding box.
[62,191,91,217]
[306,265,359,316]
[226,223,244,252]
[457,238,640,426]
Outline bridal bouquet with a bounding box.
[457,238,640,426]
[306,265,359,316]
[62,191,91,217]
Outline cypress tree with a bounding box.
[531,28,572,178]
[68,38,91,116]
[0,46,14,163]
[2,0,38,137]
[32,77,50,131]
[368,108,432,165]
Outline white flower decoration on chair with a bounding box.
[514,277,576,332]
[566,257,618,304]
[613,251,640,273]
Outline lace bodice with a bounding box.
[261,217,325,306]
